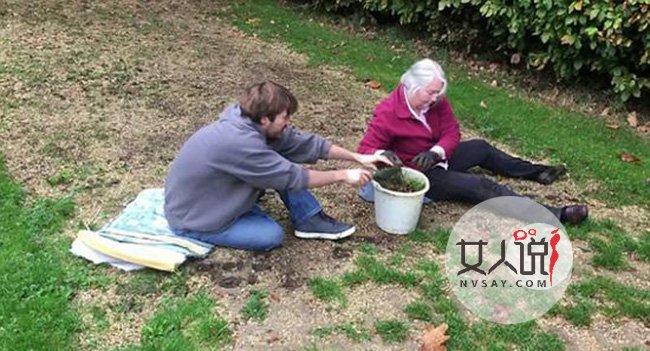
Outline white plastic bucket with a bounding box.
[372,167,430,235]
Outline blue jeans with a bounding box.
[174,189,322,251]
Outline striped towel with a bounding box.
[71,188,213,271]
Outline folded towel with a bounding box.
[70,188,214,271]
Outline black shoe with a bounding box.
[537,166,567,185]
[560,205,589,224]
[294,211,355,240]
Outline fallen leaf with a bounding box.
[618,152,642,165]
[365,80,382,90]
[600,108,610,117]
[510,53,521,64]
[627,111,638,127]
[480,100,488,109]
[420,323,450,351]
[605,122,620,130]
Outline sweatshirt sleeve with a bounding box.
[217,140,309,191]
[271,127,332,163]
[357,113,392,155]
[434,98,460,158]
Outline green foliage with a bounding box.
[466,321,565,350]
[0,159,80,351]
[563,276,650,324]
[310,0,650,100]
[637,232,650,262]
[356,242,379,255]
[122,293,231,351]
[478,0,650,101]
[566,219,643,270]
[404,300,434,322]
[313,322,372,342]
[408,227,450,252]
[353,254,422,287]
[374,319,409,342]
[117,271,163,296]
[47,169,74,186]
[240,289,270,321]
[563,298,595,327]
[341,270,368,286]
[308,277,348,307]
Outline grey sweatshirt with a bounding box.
[164,104,332,232]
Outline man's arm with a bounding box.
[327,144,358,162]
[272,127,331,164]
[327,145,393,169]
[306,169,372,188]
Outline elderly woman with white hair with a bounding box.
[357,58,588,224]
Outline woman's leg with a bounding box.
[448,139,548,181]
[175,205,284,251]
[424,167,563,220]
[425,167,520,202]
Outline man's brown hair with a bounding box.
[238,81,298,123]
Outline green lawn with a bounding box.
[0,159,79,350]
[1,0,649,350]
[223,0,650,209]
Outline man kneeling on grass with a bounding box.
[164,81,391,251]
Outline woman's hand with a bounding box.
[412,151,441,171]
[379,150,403,168]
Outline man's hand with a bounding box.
[412,151,441,171]
[354,153,393,170]
[343,168,373,186]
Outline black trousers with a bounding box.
[424,139,561,217]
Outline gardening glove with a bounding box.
[379,150,403,168]
[412,151,441,171]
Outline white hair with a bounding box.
[400,59,447,98]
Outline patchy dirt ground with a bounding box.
[1,1,648,350]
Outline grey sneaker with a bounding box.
[294,211,355,240]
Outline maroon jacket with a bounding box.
[358,85,461,168]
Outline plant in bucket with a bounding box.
[372,167,430,234]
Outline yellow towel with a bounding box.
[77,230,185,272]
[101,229,211,256]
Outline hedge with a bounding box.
[308,0,650,101]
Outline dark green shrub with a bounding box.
[307,0,650,101]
